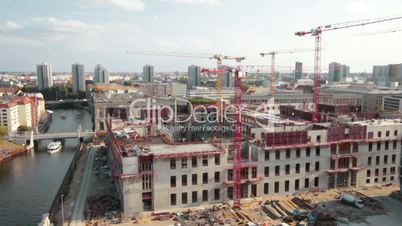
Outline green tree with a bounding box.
[0,126,7,138]
[17,125,32,132]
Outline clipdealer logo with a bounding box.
[128,97,274,131]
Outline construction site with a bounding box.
[76,15,402,226]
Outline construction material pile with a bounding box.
[86,195,121,220]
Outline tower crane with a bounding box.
[200,66,243,209]
[260,48,314,99]
[126,51,245,119]
[356,27,402,36]
[295,14,402,122]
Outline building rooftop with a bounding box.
[349,119,402,127]
[149,143,223,159]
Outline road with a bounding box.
[69,148,96,226]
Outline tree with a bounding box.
[123,81,132,86]
[17,125,32,133]
[0,126,7,138]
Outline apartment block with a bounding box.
[143,83,186,98]
[0,100,19,134]
[106,110,402,216]
[0,95,44,134]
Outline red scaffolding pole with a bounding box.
[233,69,242,208]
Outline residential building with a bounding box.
[294,61,303,80]
[221,65,233,88]
[383,95,402,112]
[143,65,154,84]
[94,64,109,84]
[26,93,46,120]
[15,98,32,128]
[328,62,350,83]
[187,65,201,89]
[321,84,402,112]
[72,63,85,92]
[186,87,233,101]
[373,64,402,87]
[0,100,19,134]
[36,63,53,90]
[144,83,186,98]
[0,87,17,97]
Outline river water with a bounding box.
[0,109,93,226]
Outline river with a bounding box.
[0,109,93,226]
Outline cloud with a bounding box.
[0,21,23,30]
[161,0,223,6]
[0,35,42,47]
[86,0,145,11]
[31,17,104,35]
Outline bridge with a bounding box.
[7,131,95,142]
[46,99,88,105]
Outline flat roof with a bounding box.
[149,143,220,155]
[349,119,402,126]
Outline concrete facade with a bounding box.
[72,63,85,92]
[294,61,303,80]
[0,102,19,134]
[373,64,402,87]
[143,65,154,84]
[187,65,201,90]
[383,95,402,112]
[328,62,350,83]
[36,63,53,90]
[94,64,109,84]
[106,115,402,216]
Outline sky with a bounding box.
[0,0,401,73]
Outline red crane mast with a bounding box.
[201,67,243,208]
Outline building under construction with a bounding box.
[105,100,402,216]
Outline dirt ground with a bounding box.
[109,184,402,226]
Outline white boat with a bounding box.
[47,141,62,154]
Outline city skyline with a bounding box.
[0,0,402,73]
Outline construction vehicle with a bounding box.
[295,14,402,122]
[339,193,364,208]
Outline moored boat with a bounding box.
[47,140,62,154]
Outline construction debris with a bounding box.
[86,195,121,221]
[160,187,390,226]
[85,185,396,225]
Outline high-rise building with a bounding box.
[36,63,53,90]
[373,64,402,87]
[221,65,233,88]
[143,65,154,84]
[328,62,349,82]
[72,63,85,92]
[294,61,303,80]
[187,65,201,90]
[94,64,109,84]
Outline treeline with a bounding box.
[20,85,87,100]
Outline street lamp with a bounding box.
[61,194,64,225]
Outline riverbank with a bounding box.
[38,111,53,133]
[49,142,88,225]
[0,109,94,225]
[0,140,26,163]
